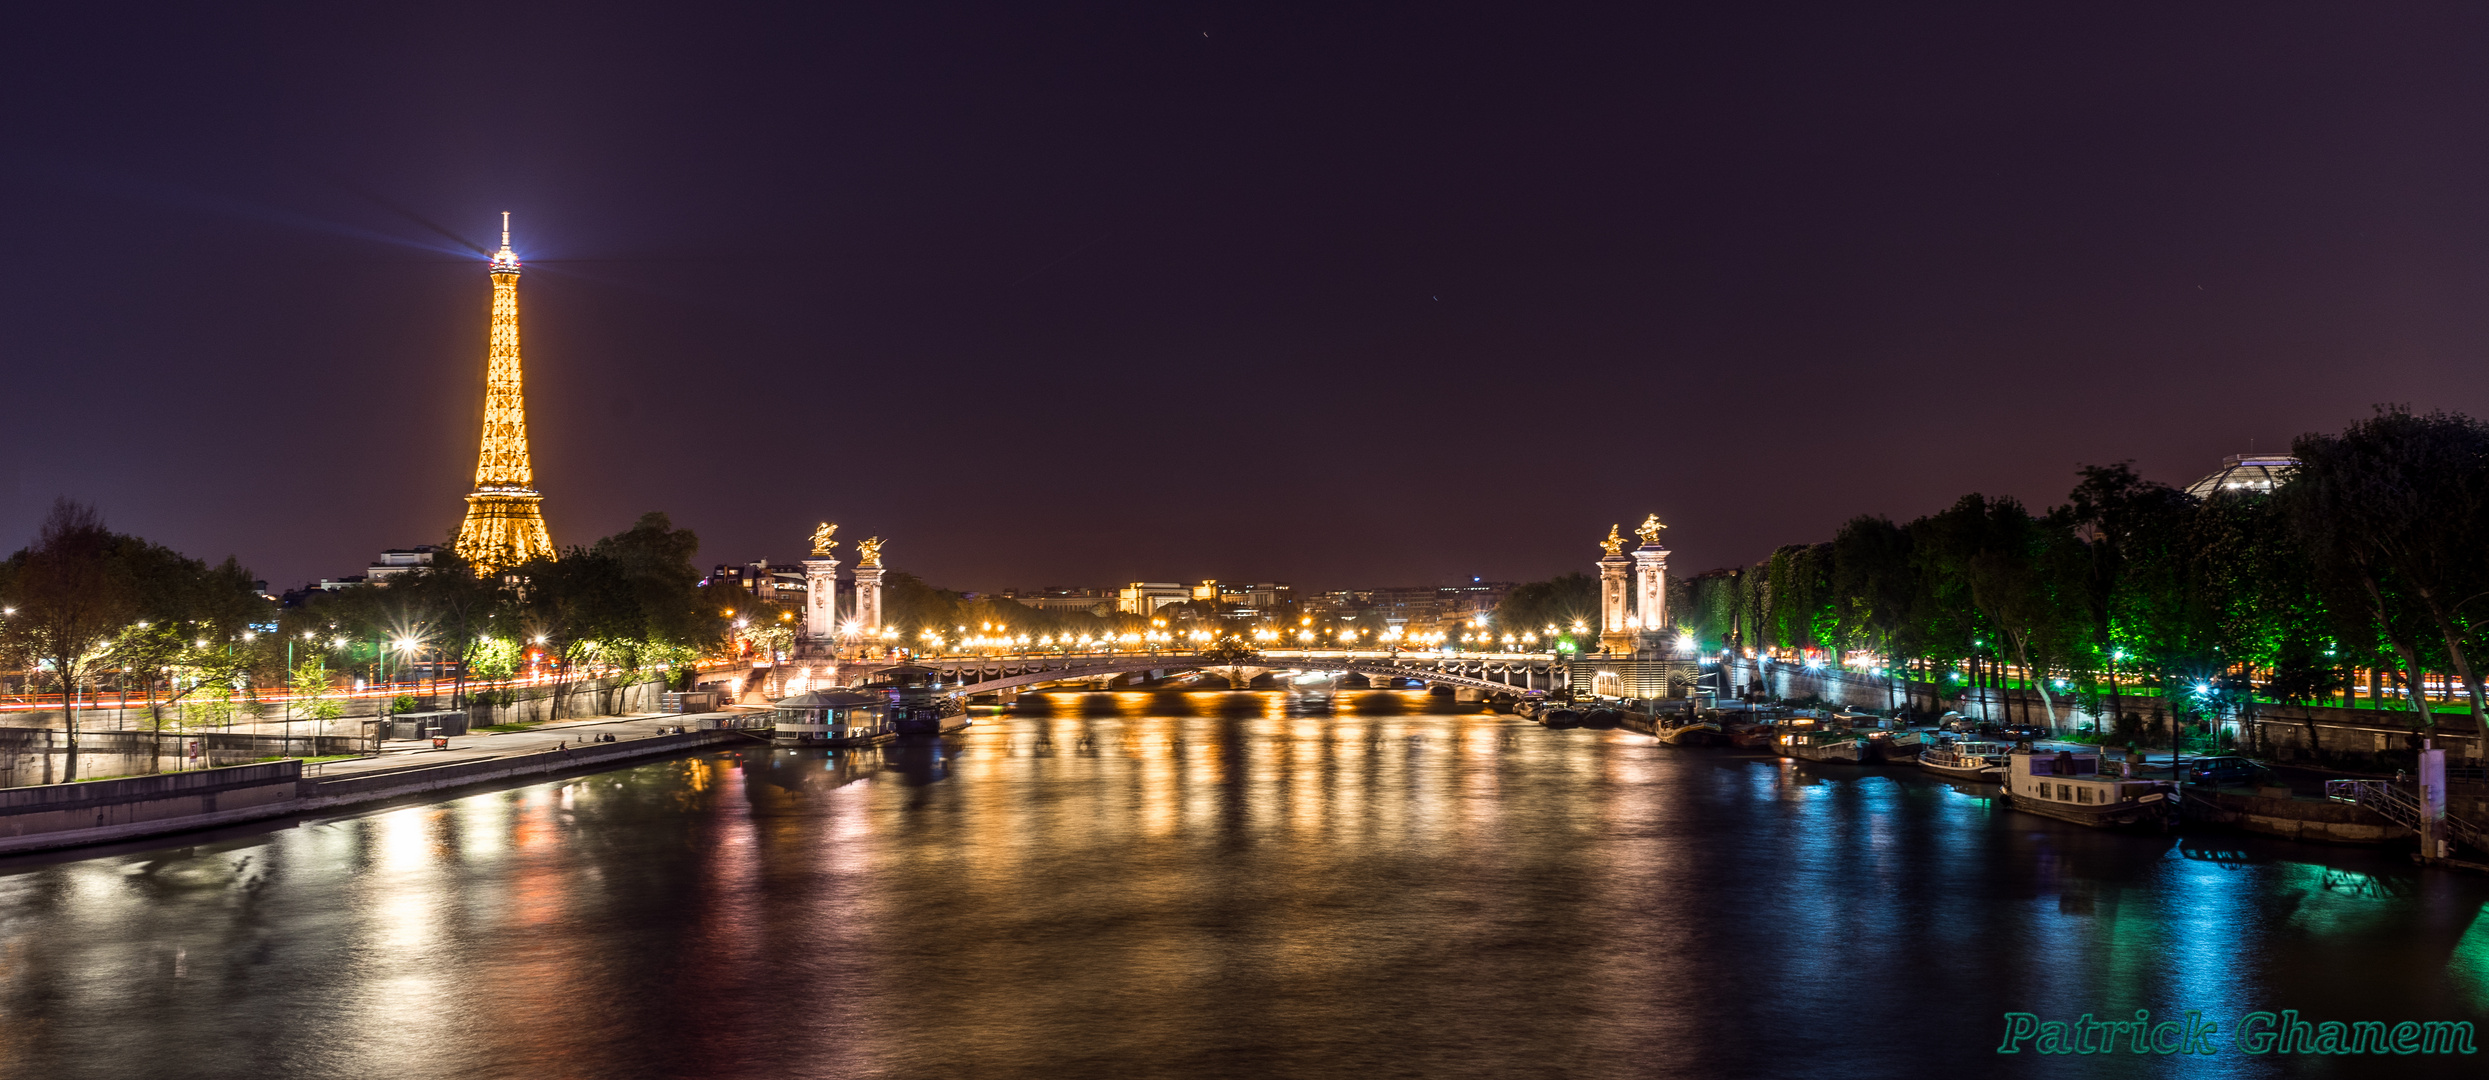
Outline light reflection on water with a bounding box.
[0,689,2481,1079]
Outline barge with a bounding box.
[2000,746,2180,828]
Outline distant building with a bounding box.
[1438,578,1514,627]
[2185,453,2298,499]
[1294,580,1510,637]
[708,559,811,607]
[1116,582,1191,614]
[1189,580,1292,620]
[1006,587,1117,615]
[366,545,441,582]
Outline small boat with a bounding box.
[1726,721,1777,750]
[1540,708,1582,729]
[1654,718,1728,746]
[1779,726,1867,762]
[1918,738,2009,780]
[1867,728,1925,763]
[2000,747,2180,828]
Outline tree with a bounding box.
[1829,515,1917,709]
[2065,462,2195,733]
[517,513,724,721]
[381,547,512,708]
[0,501,137,781]
[1920,494,2081,727]
[1491,573,1598,642]
[2284,408,2489,730]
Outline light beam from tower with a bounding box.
[453,212,557,572]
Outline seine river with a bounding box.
[2,692,2485,1079]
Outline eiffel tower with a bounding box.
[453,213,556,572]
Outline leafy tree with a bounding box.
[513,512,723,720]
[0,501,137,780]
[1829,515,1918,708]
[1492,573,1598,641]
[292,657,342,720]
[2284,408,2489,729]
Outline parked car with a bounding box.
[2179,755,2265,787]
[1999,724,2051,741]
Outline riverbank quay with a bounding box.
[0,675,678,785]
[1717,655,2488,770]
[1633,719,2430,850]
[0,709,768,856]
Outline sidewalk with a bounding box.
[298,708,768,781]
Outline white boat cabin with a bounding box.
[771,690,888,744]
[2005,748,2168,809]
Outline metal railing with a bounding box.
[2326,779,2421,828]
[2326,779,2489,853]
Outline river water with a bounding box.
[1,691,2485,1079]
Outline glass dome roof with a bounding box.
[2184,453,2298,499]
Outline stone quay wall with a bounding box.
[0,728,745,857]
[0,760,305,855]
[1,676,668,736]
[0,678,669,786]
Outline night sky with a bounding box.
[8,4,2489,592]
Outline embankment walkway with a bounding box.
[0,709,772,857]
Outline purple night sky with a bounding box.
[7,4,2489,590]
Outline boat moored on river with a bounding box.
[1779,726,1867,762]
[1918,738,2009,780]
[2001,747,2179,828]
[772,689,893,746]
[1655,717,1727,746]
[772,665,971,745]
[1867,728,1924,763]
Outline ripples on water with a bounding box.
[1,690,2485,1079]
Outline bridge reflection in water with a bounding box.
[4,693,2487,1080]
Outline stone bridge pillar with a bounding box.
[1632,541,1670,651]
[802,556,840,641]
[1598,527,1634,654]
[853,565,885,633]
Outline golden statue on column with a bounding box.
[809,522,839,556]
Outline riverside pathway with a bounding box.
[298,708,769,784]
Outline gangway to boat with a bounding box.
[2324,779,2489,854]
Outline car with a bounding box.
[2181,755,2264,787]
[1999,724,2051,741]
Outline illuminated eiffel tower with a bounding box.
[453,213,556,572]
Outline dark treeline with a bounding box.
[1666,407,2489,738]
[0,504,728,779]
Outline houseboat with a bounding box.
[871,664,969,736]
[770,665,970,746]
[2001,747,2179,828]
[771,689,891,746]
[1779,726,1868,763]
[1917,737,2009,780]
